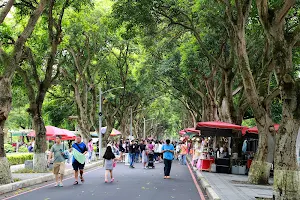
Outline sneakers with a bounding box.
[111,178,114,183]
[58,183,63,187]
[129,165,135,168]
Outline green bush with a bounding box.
[7,153,33,165]
[4,144,15,153]
[18,146,28,153]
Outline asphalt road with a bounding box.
[1,161,206,200]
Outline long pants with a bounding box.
[129,153,135,166]
[180,154,187,165]
[164,159,172,176]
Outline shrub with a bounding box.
[7,153,33,165]
[18,146,28,153]
[4,144,15,153]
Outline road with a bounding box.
[1,161,207,200]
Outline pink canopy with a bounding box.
[110,129,122,136]
[245,124,280,135]
[28,126,66,137]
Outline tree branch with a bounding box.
[264,87,280,106]
[0,0,14,24]
[275,0,296,24]
[4,0,48,78]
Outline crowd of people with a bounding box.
[47,135,191,187]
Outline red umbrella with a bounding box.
[28,126,67,137]
[196,121,247,137]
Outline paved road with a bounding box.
[1,161,206,200]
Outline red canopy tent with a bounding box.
[196,121,247,137]
[246,124,280,134]
[244,124,280,139]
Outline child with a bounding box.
[103,146,117,183]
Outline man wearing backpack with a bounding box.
[71,135,88,185]
[48,135,66,187]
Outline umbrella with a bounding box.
[28,126,66,137]
[9,130,32,136]
[110,129,122,136]
[179,128,200,137]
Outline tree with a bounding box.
[0,0,48,184]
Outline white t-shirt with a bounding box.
[158,144,163,153]
[154,144,159,153]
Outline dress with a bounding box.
[104,159,114,170]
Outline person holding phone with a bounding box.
[161,139,175,179]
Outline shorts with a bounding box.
[72,160,85,171]
[53,162,65,175]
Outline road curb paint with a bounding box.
[187,157,221,200]
[186,160,206,200]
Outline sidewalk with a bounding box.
[200,171,273,200]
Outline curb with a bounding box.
[187,157,221,200]
[0,160,103,195]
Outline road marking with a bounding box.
[2,167,100,200]
[187,162,206,200]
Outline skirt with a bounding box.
[104,159,113,170]
[142,150,148,163]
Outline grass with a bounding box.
[13,178,22,182]
[13,168,51,173]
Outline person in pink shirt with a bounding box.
[148,141,154,151]
[88,139,93,163]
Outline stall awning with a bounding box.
[245,124,280,134]
[196,121,247,137]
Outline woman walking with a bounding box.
[141,140,148,169]
[88,139,93,163]
[162,139,175,179]
[103,146,117,183]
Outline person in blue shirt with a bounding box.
[161,139,175,179]
[71,135,88,185]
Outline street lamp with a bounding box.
[143,118,155,139]
[130,107,145,138]
[99,86,124,159]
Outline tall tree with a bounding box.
[0,0,48,184]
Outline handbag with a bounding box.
[113,161,116,168]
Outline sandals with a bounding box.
[73,181,79,185]
[80,176,85,183]
[111,178,114,183]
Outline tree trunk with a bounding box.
[0,121,13,185]
[32,111,47,172]
[248,116,275,184]
[0,77,13,184]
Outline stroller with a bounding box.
[147,151,155,169]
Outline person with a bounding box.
[48,135,66,187]
[88,139,93,163]
[140,140,148,169]
[180,142,188,165]
[154,141,159,162]
[161,139,174,179]
[103,146,118,183]
[71,135,88,185]
[134,141,140,163]
[129,140,136,168]
[157,141,163,162]
[119,140,125,162]
[176,142,181,160]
